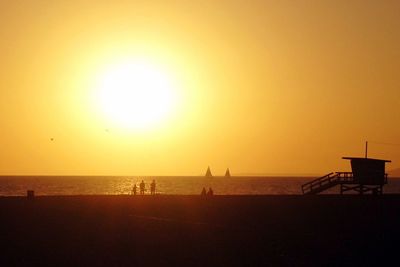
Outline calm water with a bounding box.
[0,176,400,196]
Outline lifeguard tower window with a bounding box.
[342,157,391,185]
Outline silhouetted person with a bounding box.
[207,187,214,196]
[132,184,137,195]
[201,187,207,196]
[140,180,145,195]
[150,180,156,195]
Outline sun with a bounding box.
[94,60,178,130]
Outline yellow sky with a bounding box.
[0,0,399,175]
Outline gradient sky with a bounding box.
[0,0,399,175]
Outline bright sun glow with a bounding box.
[94,60,178,130]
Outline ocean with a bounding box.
[1,176,400,196]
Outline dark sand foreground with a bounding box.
[1,195,400,266]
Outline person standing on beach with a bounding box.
[132,183,137,195]
[140,180,145,195]
[150,180,156,195]
[201,187,207,196]
[207,187,214,196]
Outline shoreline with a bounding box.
[4,192,398,200]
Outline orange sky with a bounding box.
[0,0,399,175]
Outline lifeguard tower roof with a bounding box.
[342,157,391,163]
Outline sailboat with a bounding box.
[205,166,213,177]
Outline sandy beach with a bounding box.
[0,195,399,266]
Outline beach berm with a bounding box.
[0,195,399,266]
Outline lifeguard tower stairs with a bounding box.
[302,157,390,195]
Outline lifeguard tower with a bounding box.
[302,145,391,195]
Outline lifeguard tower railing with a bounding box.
[301,172,388,195]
